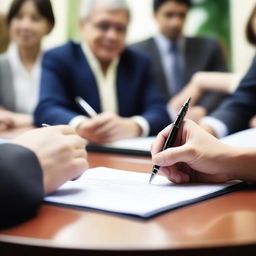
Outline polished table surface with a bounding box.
[1,152,256,255]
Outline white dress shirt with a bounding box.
[7,43,41,114]
[70,42,150,137]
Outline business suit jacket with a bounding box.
[210,56,256,134]
[0,144,43,229]
[0,54,15,111]
[131,37,228,112]
[34,41,171,135]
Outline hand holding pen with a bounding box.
[149,98,191,184]
[75,97,141,143]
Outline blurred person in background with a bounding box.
[199,4,256,137]
[132,0,228,122]
[0,0,54,133]
[34,0,170,144]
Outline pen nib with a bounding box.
[149,172,156,184]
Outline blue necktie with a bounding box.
[170,43,183,95]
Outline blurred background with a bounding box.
[0,0,255,74]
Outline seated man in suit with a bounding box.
[1,126,87,229]
[199,4,256,138]
[131,0,228,122]
[34,0,171,144]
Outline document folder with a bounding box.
[45,167,245,219]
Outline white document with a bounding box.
[45,167,240,218]
[102,137,155,151]
[221,128,256,147]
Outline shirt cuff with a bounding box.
[131,116,150,137]
[201,116,228,138]
[69,115,88,130]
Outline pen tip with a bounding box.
[149,173,155,184]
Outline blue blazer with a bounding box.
[34,41,171,135]
[210,56,256,134]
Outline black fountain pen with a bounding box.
[149,97,191,184]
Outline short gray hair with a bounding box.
[80,0,130,20]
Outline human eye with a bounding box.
[31,14,43,22]
[14,12,24,20]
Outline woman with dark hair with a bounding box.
[0,0,54,133]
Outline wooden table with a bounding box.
[1,152,256,256]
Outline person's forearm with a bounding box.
[193,72,234,93]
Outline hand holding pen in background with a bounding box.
[75,97,142,144]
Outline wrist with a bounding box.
[228,147,256,182]
[127,119,142,137]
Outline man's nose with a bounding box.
[105,27,120,40]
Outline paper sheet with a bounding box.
[221,128,256,147]
[45,167,240,218]
[101,137,155,151]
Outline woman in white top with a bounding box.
[0,0,55,132]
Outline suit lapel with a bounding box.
[184,37,198,84]
[146,38,169,95]
[116,55,130,116]
[77,45,102,113]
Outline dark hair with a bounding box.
[153,0,192,13]
[246,5,256,46]
[6,0,55,29]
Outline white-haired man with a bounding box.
[34,0,171,143]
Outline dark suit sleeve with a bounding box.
[209,57,256,134]
[0,144,44,229]
[138,57,171,135]
[34,50,81,127]
[196,39,229,113]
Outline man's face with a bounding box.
[80,4,129,65]
[154,1,189,41]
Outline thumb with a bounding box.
[152,144,195,166]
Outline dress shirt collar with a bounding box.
[154,33,185,54]
[81,41,119,78]
[7,43,42,75]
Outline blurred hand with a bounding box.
[169,81,202,114]
[185,106,207,123]
[0,109,15,131]
[198,121,217,137]
[249,115,256,128]
[76,112,142,143]
[151,119,240,184]
[0,108,32,131]
[13,125,88,194]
